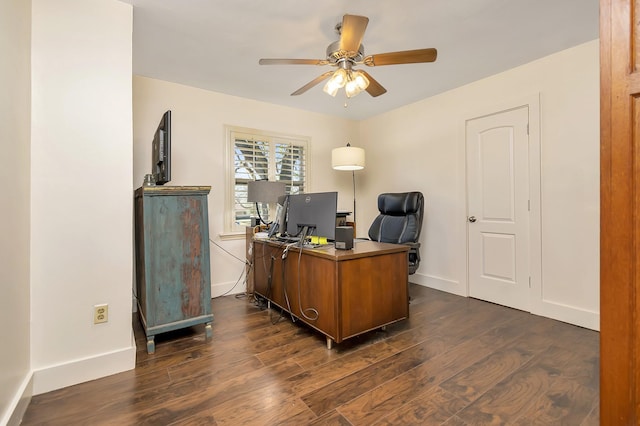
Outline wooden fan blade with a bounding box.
[359,70,387,97]
[339,14,369,54]
[259,58,329,65]
[291,71,334,96]
[364,48,437,66]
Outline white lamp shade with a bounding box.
[332,146,365,171]
[247,180,286,203]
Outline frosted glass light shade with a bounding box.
[323,68,347,97]
[345,71,369,98]
[332,146,365,171]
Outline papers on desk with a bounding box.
[309,236,328,245]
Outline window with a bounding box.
[225,126,309,235]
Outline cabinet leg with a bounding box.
[326,337,333,350]
[146,336,155,354]
[205,322,212,340]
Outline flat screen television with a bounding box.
[152,110,171,185]
[286,191,338,240]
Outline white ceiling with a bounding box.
[121,0,599,120]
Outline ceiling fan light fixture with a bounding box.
[344,70,369,98]
[344,79,360,98]
[323,68,347,97]
[323,80,340,97]
[259,14,438,99]
[354,71,369,90]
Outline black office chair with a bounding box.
[368,192,424,275]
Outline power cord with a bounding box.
[281,242,298,323]
[208,237,255,300]
[214,260,249,298]
[252,239,320,324]
[209,237,246,263]
[296,245,319,321]
[279,240,319,322]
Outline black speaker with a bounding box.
[334,226,353,250]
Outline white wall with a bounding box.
[359,40,600,330]
[133,40,599,330]
[0,3,599,421]
[30,0,135,395]
[0,0,32,423]
[133,76,357,296]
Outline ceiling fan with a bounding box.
[259,14,437,99]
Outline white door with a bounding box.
[466,106,530,311]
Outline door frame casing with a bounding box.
[462,94,542,312]
[600,0,640,420]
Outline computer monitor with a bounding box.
[286,191,338,240]
[268,195,289,238]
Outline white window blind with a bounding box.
[226,127,308,233]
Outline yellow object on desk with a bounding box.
[310,236,328,245]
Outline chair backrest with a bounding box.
[368,192,424,244]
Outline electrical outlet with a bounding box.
[94,304,108,324]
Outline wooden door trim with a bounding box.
[600,0,640,422]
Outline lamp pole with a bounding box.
[352,170,357,228]
[331,143,365,236]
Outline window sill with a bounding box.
[218,232,245,241]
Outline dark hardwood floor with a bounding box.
[22,284,599,425]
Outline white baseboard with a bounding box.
[211,280,247,298]
[532,299,600,331]
[32,340,136,395]
[410,273,466,296]
[2,372,33,426]
[411,273,599,331]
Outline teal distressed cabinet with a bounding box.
[134,185,213,353]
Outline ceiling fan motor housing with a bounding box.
[326,40,365,64]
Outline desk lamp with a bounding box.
[331,143,365,230]
[247,180,286,227]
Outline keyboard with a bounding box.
[275,236,300,243]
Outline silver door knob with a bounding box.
[468,216,477,223]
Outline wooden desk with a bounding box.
[252,239,409,348]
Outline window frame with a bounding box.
[222,125,311,238]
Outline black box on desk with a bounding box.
[334,226,353,250]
